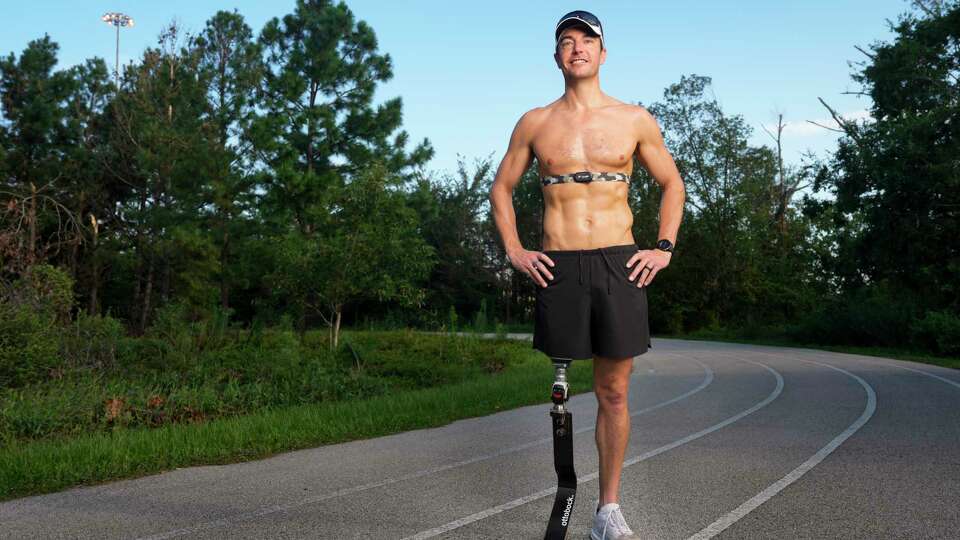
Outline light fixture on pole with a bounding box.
[101,12,134,89]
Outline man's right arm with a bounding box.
[489,110,536,257]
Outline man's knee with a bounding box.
[593,354,633,410]
[594,376,629,408]
[595,389,629,410]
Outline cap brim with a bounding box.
[555,16,602,41]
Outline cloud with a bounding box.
[762,109,874,137]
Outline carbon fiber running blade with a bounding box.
[544,410,577,539]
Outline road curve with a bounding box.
[1,336,958,539]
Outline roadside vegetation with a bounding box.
[0,271,594,500]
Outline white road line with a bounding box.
[883,362,960,390]
[137,354,713,540]
[400,355,784,539]
[687,353,877,539]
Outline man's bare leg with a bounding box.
[593,354,634,507]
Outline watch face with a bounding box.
[657,240,672,251]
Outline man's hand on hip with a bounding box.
[509,248,555,288]
[626,249,671,288]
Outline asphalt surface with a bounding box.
[1,335,958,539]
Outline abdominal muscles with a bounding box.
[541,184,635,249]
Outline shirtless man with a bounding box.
[489,10,685,540]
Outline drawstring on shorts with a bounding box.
[578,251,583,285]
[598,248,618,294]
[576,247,620,294]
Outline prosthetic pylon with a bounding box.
[543,358,577,539]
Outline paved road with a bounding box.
[2,336,958,539]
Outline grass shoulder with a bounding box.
[0,329,592,502]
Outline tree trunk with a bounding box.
[69,191,86,279]
[132,191,147,314]
[88,214,100,315]
[27,183,37,265]
[220,220,230,310]
[505,270,514,325]
[160,257,171,304]
[139,258,155,335]
[333,307,342,349]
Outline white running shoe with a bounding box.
[590,501,639,540]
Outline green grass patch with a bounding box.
[0,328,520,445]
[0,331,594,502]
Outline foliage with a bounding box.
[1,2,958,365]
[911,309,960,356]
[805,2,960,312]
[0,329,526,445]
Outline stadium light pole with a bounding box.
[101,12,134,89]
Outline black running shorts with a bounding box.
[533,243,651,360]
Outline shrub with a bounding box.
[911,309,960,356]
[1,264,74,325]
[789,284,917,347]
[60,309,125,371]
[0,264,78,387]
[116,336,172,373]
[0,303,61,388]
[472,298,489,332]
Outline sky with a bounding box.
[2,1,916,184]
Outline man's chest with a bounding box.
[531,120,637,170]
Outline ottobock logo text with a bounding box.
[561,494,575,526]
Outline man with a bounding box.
[488,10,686,540]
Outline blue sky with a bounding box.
[3,1,914,182]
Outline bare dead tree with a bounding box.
[760,113,814,238]
[0,178,84,275]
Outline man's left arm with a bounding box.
[628,106,686,285]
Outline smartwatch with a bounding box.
[655,239,674,253]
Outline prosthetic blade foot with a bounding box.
[544,359,577,539]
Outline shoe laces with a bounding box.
[598,505,634,538]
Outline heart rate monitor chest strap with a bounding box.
[541,171,629,186]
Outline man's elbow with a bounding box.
[489,183,507,204]
[667,175,686,193]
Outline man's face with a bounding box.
[554,25,606,77]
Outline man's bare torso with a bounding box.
[526,96,642,251]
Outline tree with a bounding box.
[106,21,215,332]
[192,10,262,312]
[406,154,500,324]
[0,36,84,273]
[253,0,433,237]
[269,160,435,347]
[809,1,960,310]
[643,75,818,329]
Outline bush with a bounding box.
[60,309,125,371]
[911,309,960,356]
[0,303,61,388]
[472,299,489,332]
[116,336,172,373]
[788,284,917,347]
[139,301,240,372]
[0,264,78,387]
[0,326,532,444]
[1,264,74,325]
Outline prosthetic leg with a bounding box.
[543,359,577,540]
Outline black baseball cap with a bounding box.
[555,10,604,49]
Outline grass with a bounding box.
[0,332,595,502]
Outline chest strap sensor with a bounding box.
[541,171,629,186]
